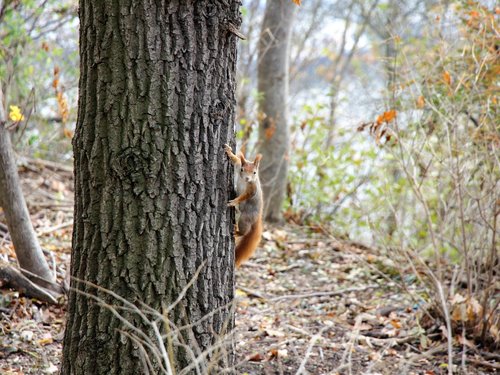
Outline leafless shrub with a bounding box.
[360,3,499,372]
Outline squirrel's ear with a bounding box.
[238,152,247,165]
[254,154,262,168]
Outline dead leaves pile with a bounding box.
[1,159,72,374]
[0,298,64,375]
[1,160,498,374]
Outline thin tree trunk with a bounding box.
[381,2,400,238]
[257,0,295,222]
[326,0,379,148]
[0,87,56,286]
[62,1,240,374]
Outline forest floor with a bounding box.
[0,160,498,374]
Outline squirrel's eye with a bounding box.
[241,168,243,172]
[253,171,256,174]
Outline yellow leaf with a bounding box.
[292,0,301,5]
[9,105,25,122]
[235,289,247,297]
[37,337,53,346]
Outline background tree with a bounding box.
[0,0,66,302]
[236,0,263,145]
[61,1,240,373]
[0,86,60,302]
[257,0,295,222]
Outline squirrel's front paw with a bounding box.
[224,144,233,155]
[227,199,237,207]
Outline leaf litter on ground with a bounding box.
[0,160,497,374]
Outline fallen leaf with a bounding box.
[356,323,373,331]
[235,289,247,297]
[368,352,381,361]
[261,230,273,241]
[20,330,34,342]
[457,334,475,349]
[268,349,279,359]
[51,180,66,193]
[451,293,466,305]
[265,328,286,338]
[390,319,402,329]
[387,348,398,356]
[37,336,53,346]
[272,229,288,241]
[248,352,264,362]
[43,363,58,374]
[466,297,482,322]
[277,349,288,358]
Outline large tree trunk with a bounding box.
[257,0,295,222]
[61,1,240,374]
[0,87,56,286]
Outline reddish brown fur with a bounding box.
[235,216,263,267]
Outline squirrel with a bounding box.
[224,144,263,267]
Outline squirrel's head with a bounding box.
[238,152,262,183]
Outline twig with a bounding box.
[275,264,301,272]
[20,156,73,173]
[400,343,448,371]
[346,332,419,347]
[227,22,246,40]
[237,285,269,299]
[269,284,378,301]
[18,266,64,295]
[454,357,500,370]
[37,220,73,236]
[296,326,328,375]
[0,261,60,304]
[284,324,311,337]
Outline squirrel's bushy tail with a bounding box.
[235,218,263,267]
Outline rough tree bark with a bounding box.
[61,1,240,374]
[0,87,56,287]
[257,0,295,222]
